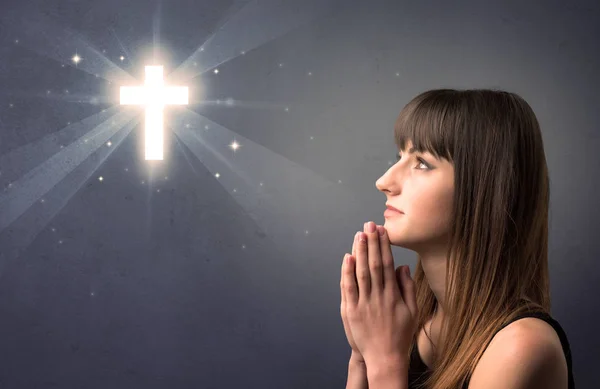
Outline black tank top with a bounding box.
[408,311,575,389]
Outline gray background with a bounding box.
[0,0,598,388]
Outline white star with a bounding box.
[72,53,82,65]
[215,173,220,178]
[214,68,219,74]
[106,141,112,147]
[230,140,241,151]
[98,176,103,182]
[120,56,125,61]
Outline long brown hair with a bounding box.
[395,89,551,389]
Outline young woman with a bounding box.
[340,89,575,389]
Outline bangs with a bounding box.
[394,90,459,163]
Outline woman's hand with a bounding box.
[341,223,372,362]
[341,221,419,367]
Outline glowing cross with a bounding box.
[120,66,188,160]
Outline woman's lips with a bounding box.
[384,208,404,217]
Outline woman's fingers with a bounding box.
[355,231,371,298]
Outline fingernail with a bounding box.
[405,266,411,277]
[367,222,376,233]
[377,225,384,236]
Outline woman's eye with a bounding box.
[395,154,429,169]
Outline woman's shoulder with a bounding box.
[468,315,568,389]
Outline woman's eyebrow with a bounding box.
[400,147,442,162]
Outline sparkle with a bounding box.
[125,168,128,172]
[285,107,289,112]
[279,63,283,67]
[51,228,56,232]
[396,72,400,77]
[9,103,13,108]
[141,180,145,184]
[259,182,263,186]
[164,176,168,180]
[200,47,204,52]
[242,244,246,249]
[229,140,241,152]
[40,199,45,203]
[120,56,125,61]
[241,51,245,55]
[106,141,112,147]
[72,53,82,65]
[185,123,190,128]
[310,136,314,140]
[90,292,95,296]
[14,39,19,44]
[214,68,219,74]
[338,179,342,183]
[233,189,237,193]
[215,173,220,178]
[62,64,65,68]
[204,125,209,130]
[47,90,51,94]
[156,189,160,193]
[98,176,103,182]
[58,240,63,244]
[308,72,312,76]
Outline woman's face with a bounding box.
[375,140,455,252]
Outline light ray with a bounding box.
[0,119,136,273]
[0,110,138,233]
[108,26,136,69]
[171,108,358,247]
[168,0,340,83]
[0,8,136,85]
